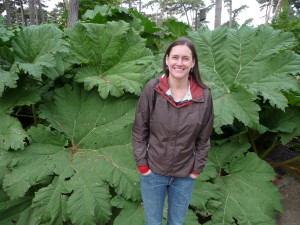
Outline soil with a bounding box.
[265,141,300,225]
[276,175,300,225]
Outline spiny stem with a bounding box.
[273,156,300,168]
[13,114,34,118]
[247,128,258,155]
[32,104,38,126]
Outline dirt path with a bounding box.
[276,175,300,225]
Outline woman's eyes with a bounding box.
[171,56,190,60]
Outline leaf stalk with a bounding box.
[247,128,258,155]
[32,104,38,126]
[273,156,300,168]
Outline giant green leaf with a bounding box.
[66,21,154,98]
[188,25,300,133]
[38,84,141,200]
[191,142,282,225]
[12,24,69,80]
[2,84,141,224]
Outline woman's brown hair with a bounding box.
[163,38,208,89]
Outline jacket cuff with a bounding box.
[192,171,200,175]
[138,165,149,174]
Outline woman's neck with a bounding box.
[168,76,189,89]
[168,76,189,102]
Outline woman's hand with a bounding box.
[189,173,199,179]
[142,169,152,176]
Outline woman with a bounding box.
[132,38,214,225]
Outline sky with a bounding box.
[45,0,266,29]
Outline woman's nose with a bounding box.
[176,58,183,65]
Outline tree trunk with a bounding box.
[4,0,12,27]
[67,0,80,29]
[228,0,232,28]
[273,0,283,18]
[63,0,68,10]
[138,0,141,13]
[214,0,222,29]
[19,0,26,26]
[35,0,39,24]
[265,0,274,25]
[127,0,132,8]
[37,0,45,24]
[182,4,190,26]
[157,0,168,27]
[29,0,36,25]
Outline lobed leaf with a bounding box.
[192,142,282,225]
[66,21,154,98]
[39,84,141,200]
[12,24,69,80]
[188,25,300,133]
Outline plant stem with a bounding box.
[14,114,34,118]
[27,75,47,85]
[247,128,258,155]
[261,138,281,159]
[273,156,300,168]
[32,104,38,125]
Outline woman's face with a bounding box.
[166,44,195,81]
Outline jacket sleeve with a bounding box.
[193,89,214,173]
[132,79,156,168]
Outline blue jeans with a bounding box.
[140,172,195,225]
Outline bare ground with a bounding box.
[266,140,300,225]
[276,175,300,225]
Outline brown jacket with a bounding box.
[132,75,214,177]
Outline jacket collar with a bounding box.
[154,74,204,108]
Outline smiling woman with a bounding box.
[132,38,214,224]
